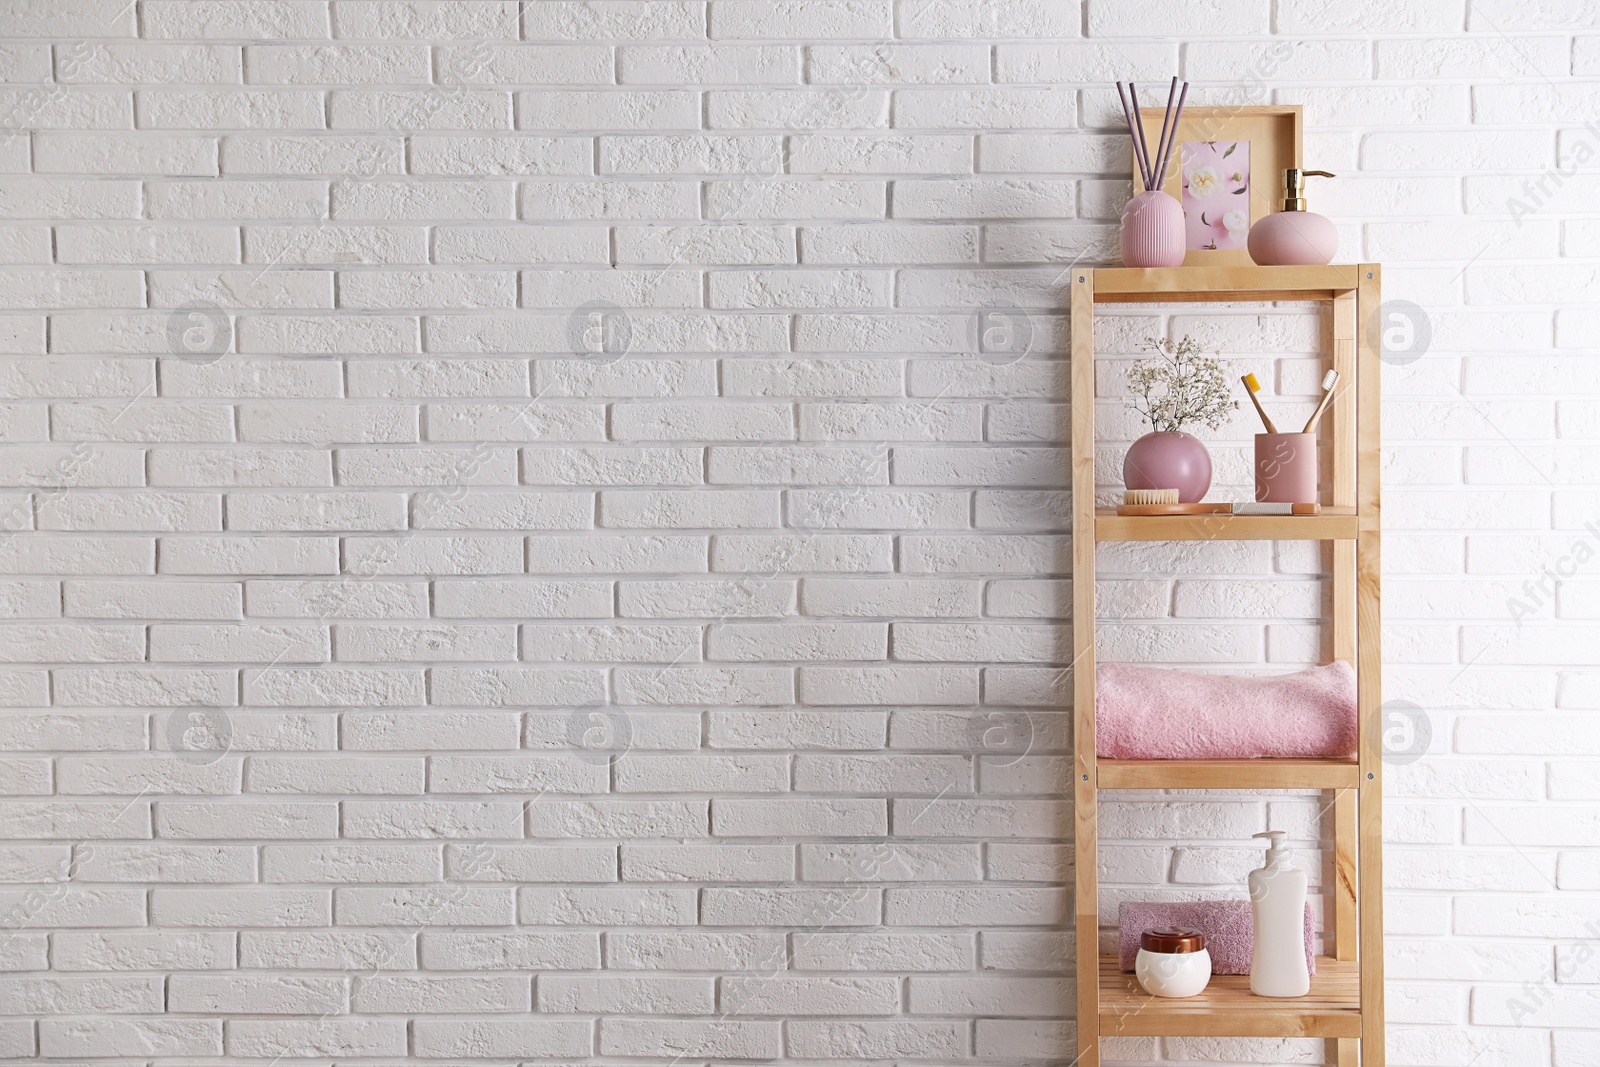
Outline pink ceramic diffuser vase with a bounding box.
[1124,431,1212,503]
[1121,190,1185,268]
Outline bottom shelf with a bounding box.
[1098,955,1361,1038]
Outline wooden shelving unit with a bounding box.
[1070,265,1384,1066]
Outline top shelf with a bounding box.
[1090,265,1368,303]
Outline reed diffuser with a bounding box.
[1118,77,1189,268]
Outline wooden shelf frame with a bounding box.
[1070,265,1384,1066]
[1098,955,1362,1038]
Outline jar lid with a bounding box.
[1140,927,1205,953]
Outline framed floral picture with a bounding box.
[1133,105,1302,267]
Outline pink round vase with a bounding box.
[1121,190,1185,268]
[1124,431,1212,504]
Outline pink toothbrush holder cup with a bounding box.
[1255,433,1318,504]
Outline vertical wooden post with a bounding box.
[1330,288,1359,968]
[1355,265,1385,1066]
[1070,270,1099,1067]
[1329,286,1361,1067]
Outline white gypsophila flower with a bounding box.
[1126,335,1240,434]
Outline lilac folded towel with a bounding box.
[1117,899,1316,976]
[1096,661,1358,760]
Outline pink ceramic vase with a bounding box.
[1121,190,1185,268]
[1124,431,1212,503]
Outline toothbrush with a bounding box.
[1301,370,1340,434]
[1241,373,1277,433]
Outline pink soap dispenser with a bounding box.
[1247,168,1338,266]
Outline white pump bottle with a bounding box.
[1248,830,1310,997]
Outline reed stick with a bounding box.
[1129,83,1155,192]
[1151,76,1178,190]
[1155,81,1189,186]
[1115,82,1149,189]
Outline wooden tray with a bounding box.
[1115,502,1323,516]
[1116,503,1232,516]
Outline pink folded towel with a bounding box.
[1096,661,1357,760]
[1117,899,1316,976]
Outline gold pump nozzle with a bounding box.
[1282,169,1334,211]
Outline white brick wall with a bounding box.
[0,1,1594,1064]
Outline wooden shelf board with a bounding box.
[1091,265,1363,303]
[1098,758,1359,790]
[1095,507,1357,541]
[1098,955,1362,1038]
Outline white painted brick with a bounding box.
[527,799,706,839]
[910,974,1071,1015]
[525,623,696,664]
[541,973,713,1013]
[728,974,900,1014]
[259,843,437,884]
[169,974,344,1014]
[615,224,794,265]
[435,579,612,619]
[53,930,234,972]
[246,754,423,794]
[525,448,696,491]
[621,841,792,880]
[426,400,609,442]
[431,666,605,706]
[607,135,779,180]
[709,447,883,489]
[413,1018,592,1057]
[343,798,524,839]
[521,885,698,924]
[799,664,976,705]
[802,576,978,616]
[711,268,891,309]
[335,886,514,926]
[519,90,697,133]
[713,0,891,39]
[601,1019,780,1059]
[225,1018,406,1058]
[709,88,889,131]
[895,88,1080,130]
[606,930,780,970]
[42,1019,220,1058]
[329,0,517,38]
[621,44,796,84]
[616,664,793,705]
[447,842,614,882]
[802,234,973,278]
[340,268,516,310]
[543,359,718,399]
[707,178,886,220]
[526,534,707,574]
[420,929,598,969]
[601,489,779,529]
[352,973,529,1013]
